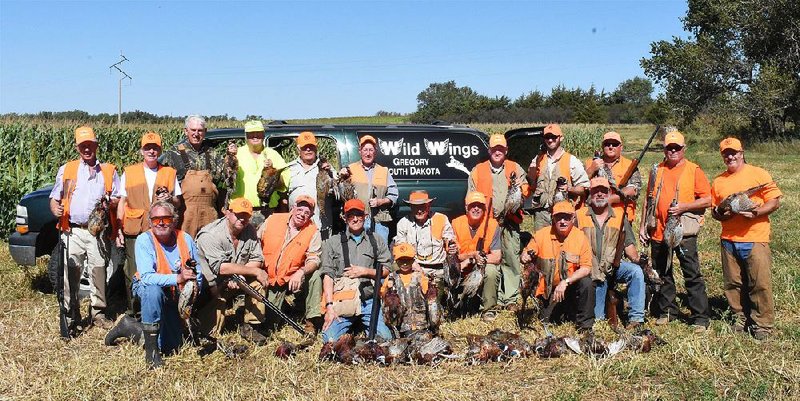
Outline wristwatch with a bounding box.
[564,277,571,286]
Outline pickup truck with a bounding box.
[9,123,543,279]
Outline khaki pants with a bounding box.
[532,209,552,232]
[721,241,775,329]
[196,277,267,337]
[266,270,323,324]
[123,235,139,316]
[61,227,108,325]
[498,223,521,306]
[481,263,501,312]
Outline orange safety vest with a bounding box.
[349,162,391,222]
[57,159,117,234]
[471,160,527,224]
[525,227,590,298]
[429,212,448,240]
[134,230,191,294]
[122,163,177,236]
[584,156,637,221]
[261,213,318,286]
[451,214,499,254]
[535,151,573,184]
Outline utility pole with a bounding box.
[109,53,131,127]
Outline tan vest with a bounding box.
[122,163,177,236]
[349,162,391,222]
[576,207,624,281]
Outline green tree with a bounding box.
[412,81,488,123]
[611,77,654,106]
[513,90,545,109]
[641,0,800,136]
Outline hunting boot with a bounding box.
[104,315,144,346]
[143,323,163,369]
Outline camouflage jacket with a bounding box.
[160,143,227,187]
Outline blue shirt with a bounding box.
[135,231,203,290]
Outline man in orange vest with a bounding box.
[393,190,455,278]
[521,201,594,331]
[468,134,530,311]
[133,200,201,368]
[638,131,711,332]
[160,115,237,237]
[584,131,641,223]
[450,191,502,321]
[338,135,398,243]
[116,132,181,318]
[258,195,323,334]
[195,198,267,344]
[49,126,120,334]
[711,138,782,340]
[577,177,646,329]
[527,123,590,231]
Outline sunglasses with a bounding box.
[543,135,559,140]
[665,145,684,152]
[603,142,621,148]
[150,216,174,226]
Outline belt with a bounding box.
[69,223,89,229]
[419,263,444,270]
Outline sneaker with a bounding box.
[731,321,746,333]
[481,310,498,322]
[692,324,708,334]
[655,316,670,325]
[92,315,114,330]
[751,327,770,341]
[238,323,268,345]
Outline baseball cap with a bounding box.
[489,134,507,148]
[296,131,317,148]
[244,120,265,133]
[544,124,563,137]
[719,137,743,153]
[74,126,97,144]
[464,191,487,206]
[359,135,377,147]
[602,131,622,144]
[664,131,685,147]
[228,197,253,216]
[552,200,575,216]
[590,177,610,189]
[343,199,366,214]
[141,132,162,148]
[393,243,416,260]
[294,194,316,211]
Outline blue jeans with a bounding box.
[594,261,645,323]
[322,298,393,343]
[133,280,183,354]
[364,217,390,244]
[721,240,754,261]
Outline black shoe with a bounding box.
[238,323,268,345]
[105,315,144,346]
[143,324,163,369]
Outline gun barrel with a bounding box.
[230,274,306,335]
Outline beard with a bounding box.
[592,198,608,208]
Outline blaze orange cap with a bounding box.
[590,177,610,189]
[489,134,507,148]
[359,135,377,147]
[544,124,563,137]
[294,194,316,211]
[664,131,685,146]
[464,191,487,206]
[74,126,97,144]
[602,131,622,144]
[228,197,253,216]
[296,131,317,148]
[141,132,162,148]
[552,200,575,216]
[719,137,743,153]
[344,199,366,214]
[393,243,416,260]
[404,190,436,205]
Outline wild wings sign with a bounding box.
[366,132,486,180]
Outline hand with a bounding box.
[368,198,381,208]
[177,267,197,285]
[527,160,539,181]
[344,265,367,279]
[288,269,305,293]
[52,203,64,218]
[115,231,124,248]
[320,162,331,171]
[738,210,758,219]
[156,192,171,202]
[589,158,604,175]
[557,182,569,193]
[520,250,532,264]
[255,269,270,288]
[227,142,237,156]
[475,253,487,267]
[552,280,568,303]
[668,203,685,216]
[226,280,239,290]
[447,242,459,255]
[338,168,350,178]
[322,307,340,331]
[411,261,423,273]
[638,226,650,247]
[264,158,273,168]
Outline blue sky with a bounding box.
[0,1,689,119]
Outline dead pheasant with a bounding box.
[87,194,111,237]
[337,166,356,201]
[425,280,442,333]
[382,273,405,338]
[442,240,461,304]
[222,140,238,205]
[517,251,540,328]
[501,171,523,225]
[623,329,666,353]
[256,162,284,205]
[663,195,683,274]
[465,334,504,364]
[454,264,484,310]
[716,182,771,215]
[316,155,334,222]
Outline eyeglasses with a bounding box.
[603,142,621,148]
[543,135,559,141]
[150,216,174,226]
[665,145,684,152]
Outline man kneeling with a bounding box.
[320,199,392,342]
[133,200,202,368]
[521,201,594,332]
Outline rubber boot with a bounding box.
[104,315,144,346]
[143,323,163,369]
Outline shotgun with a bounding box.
[56,180,73,339]
[228,274,306,335]
[367,187,383,341]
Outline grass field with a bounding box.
[0,124,798,400]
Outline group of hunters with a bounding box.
[49,116,782,368]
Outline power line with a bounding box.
[109,52,132,126]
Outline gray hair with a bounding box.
[149,200,179,221]
[184,115,206,129]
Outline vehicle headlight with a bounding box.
[16,205,29,234]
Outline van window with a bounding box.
[267,134,341,170]
[367,132,486,180]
